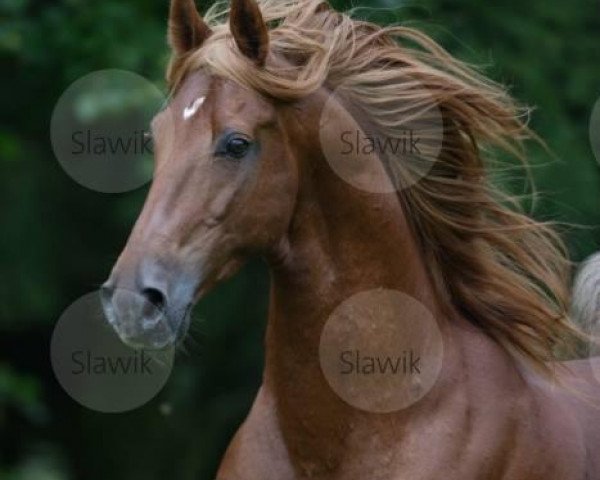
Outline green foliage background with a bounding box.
[1,0,598,478]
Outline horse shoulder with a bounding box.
[217,385,296,480]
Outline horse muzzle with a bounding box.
[100,259,195,349]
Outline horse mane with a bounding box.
[572,252,600,341]
[168,0,583,371]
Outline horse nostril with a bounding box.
[141,287,166,310]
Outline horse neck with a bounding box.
[262,96,470,472]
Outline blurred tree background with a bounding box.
[1,0,598,478]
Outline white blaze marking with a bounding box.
[183,96,205,120]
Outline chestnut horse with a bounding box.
[101,0,600,478]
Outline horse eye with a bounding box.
[225,136,251,159]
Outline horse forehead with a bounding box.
[172,70,213,113]
[182,95,207,120]
[173,73,272,123]
[214,80,274,120]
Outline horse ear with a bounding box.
[169,0,212,55]
[229,0,269,66]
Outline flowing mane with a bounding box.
[167,0,581,371]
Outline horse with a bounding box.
[100,0,600,478]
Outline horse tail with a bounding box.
[572,252,600,348]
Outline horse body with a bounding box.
[100,0,600,478]
[220,356,598,480]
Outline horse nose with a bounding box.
[100,263,187,349]
[101,281,168,317]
